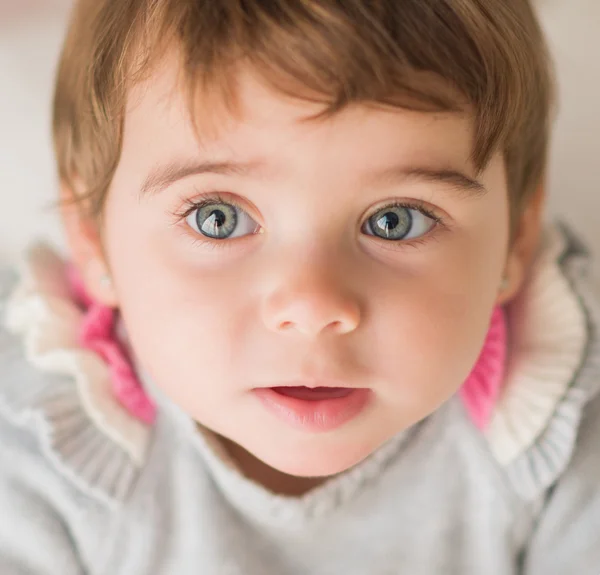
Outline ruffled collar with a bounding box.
[486,225,589,463]
[1,243,153,503]
[0,223,591,511]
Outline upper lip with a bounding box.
[265,379,357,389]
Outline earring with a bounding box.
[100,274,112,288]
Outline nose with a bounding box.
[260,253,362,338]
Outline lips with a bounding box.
[253,385,371,432]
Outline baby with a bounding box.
[0,0,599,573]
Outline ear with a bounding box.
[60,183,119,307]
[496,181,546,305]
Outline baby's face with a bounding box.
[102,59,510,477]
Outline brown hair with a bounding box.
[53,0,554,221]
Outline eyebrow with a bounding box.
[140,160,265,197]
[139,159,486,198]
[374,166,487,197]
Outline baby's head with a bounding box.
[53,0,553,479]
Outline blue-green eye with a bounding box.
[363,204,436,241]
[186,201,260,239]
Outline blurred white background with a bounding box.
[0,1,599,264]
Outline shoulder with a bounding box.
[0,244,154,507]
[519,384,600,573]
[484,222,600,501]
[0,410,91,573]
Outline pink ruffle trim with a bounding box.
[67,266,157,425]
[460,306,507,430]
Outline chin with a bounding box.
[248,434,380,478]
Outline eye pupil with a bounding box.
[376,212,399,234]
[210,210,226,228]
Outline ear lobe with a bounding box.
[60,183,118,307]
[496,257,525,305]
[496,182,546,306]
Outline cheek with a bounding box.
[109,261,247,419]
[369,283,495,417]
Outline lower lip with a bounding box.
[253,386,371,432]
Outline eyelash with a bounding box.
[171,192,446,250]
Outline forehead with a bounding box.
[121,54,478,177]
